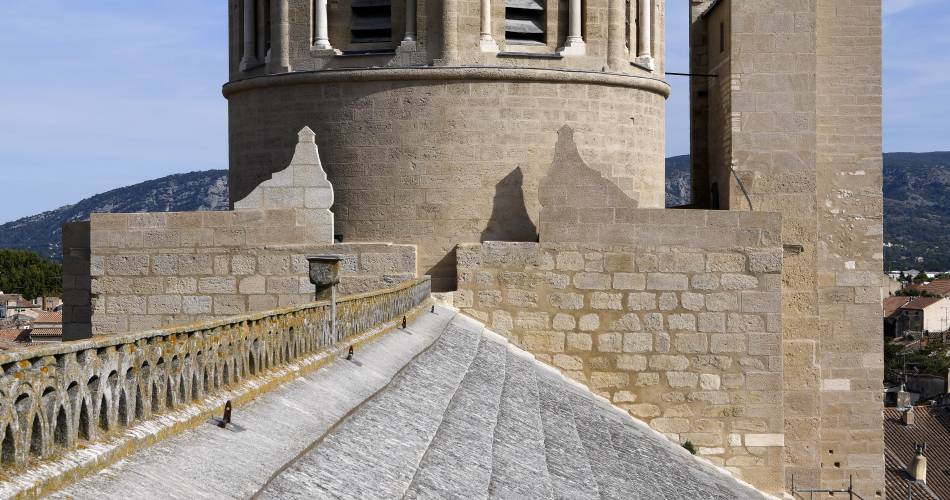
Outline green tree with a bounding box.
[0,249,62,300]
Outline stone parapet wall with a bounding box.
[63,210,417,339]
[0,277,429,476]
[456,209,785,493]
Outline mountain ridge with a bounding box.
[0,170,228,260]
[1,153,947,271]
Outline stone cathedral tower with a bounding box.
[225,0,668,291]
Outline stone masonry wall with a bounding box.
[690,1,885,495]
[65,210,416,337]
[456,209,785,494]
[62,127,418,340]
[226,78,667,291]
[814,0,885,494]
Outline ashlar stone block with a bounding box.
[613,272,646,290]
[574,272,611,290]
[591,292,623,310]
[597,332,623,352]
[553,313,576,331]
[623,332,653,352]
[567,332,592,351]
[578,313,600,331]
[647,273,689,291]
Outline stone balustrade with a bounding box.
[0,277,430,468]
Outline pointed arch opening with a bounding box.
[166,378,175,409]
[29,414,43,457]
[151,381,161,413]
[135,384,145,420]
[78,400,91,440]
[117,391,129,426]
[1,425,15,464]
[192,373,200,401]
[98,397,109,431]
[54,406,68,447]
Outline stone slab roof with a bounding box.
[55,306,767,499]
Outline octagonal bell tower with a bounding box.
[225,0,669,290]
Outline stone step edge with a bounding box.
[401,316,488,497]
[468,315,777,500]
[1,298,435,500]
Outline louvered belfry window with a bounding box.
[505,0,546,45]
[351,0,393,43]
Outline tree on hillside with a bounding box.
[0,249,62,300]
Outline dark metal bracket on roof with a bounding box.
[790,474,866,500]
[665,72,718,78]
[497,52,564,60]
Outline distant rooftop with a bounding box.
[884,406,950,500]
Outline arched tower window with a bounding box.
[239,0,273,70]
[350,0,393,44]
[505,0,546,46]
[260,0,272,60]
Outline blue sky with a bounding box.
[0,0,945,221]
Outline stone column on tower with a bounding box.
[240,0,259,70]
[558,0,586,55]
[402,0,417,44]
[269,0,291,73]
[634,0,654,69]
[440,0,460,63]
[313,0,334,50]
[479,0,499,52]
[607,0,625,70]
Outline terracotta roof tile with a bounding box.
[884,406,950,499]
[27,328,61,338]
[911,279,950,297]
[0,328,30,342]
[885,297,911,317]
[901,297,945,310]
[32,311,62,323]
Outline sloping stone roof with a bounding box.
[56,306,767,499]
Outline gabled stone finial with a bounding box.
[298,126,316,144]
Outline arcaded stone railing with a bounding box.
[0,278,430,467]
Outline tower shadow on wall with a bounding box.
[480,167,538,243]
[537,126,639,240]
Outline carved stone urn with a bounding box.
[307,255,343,300]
